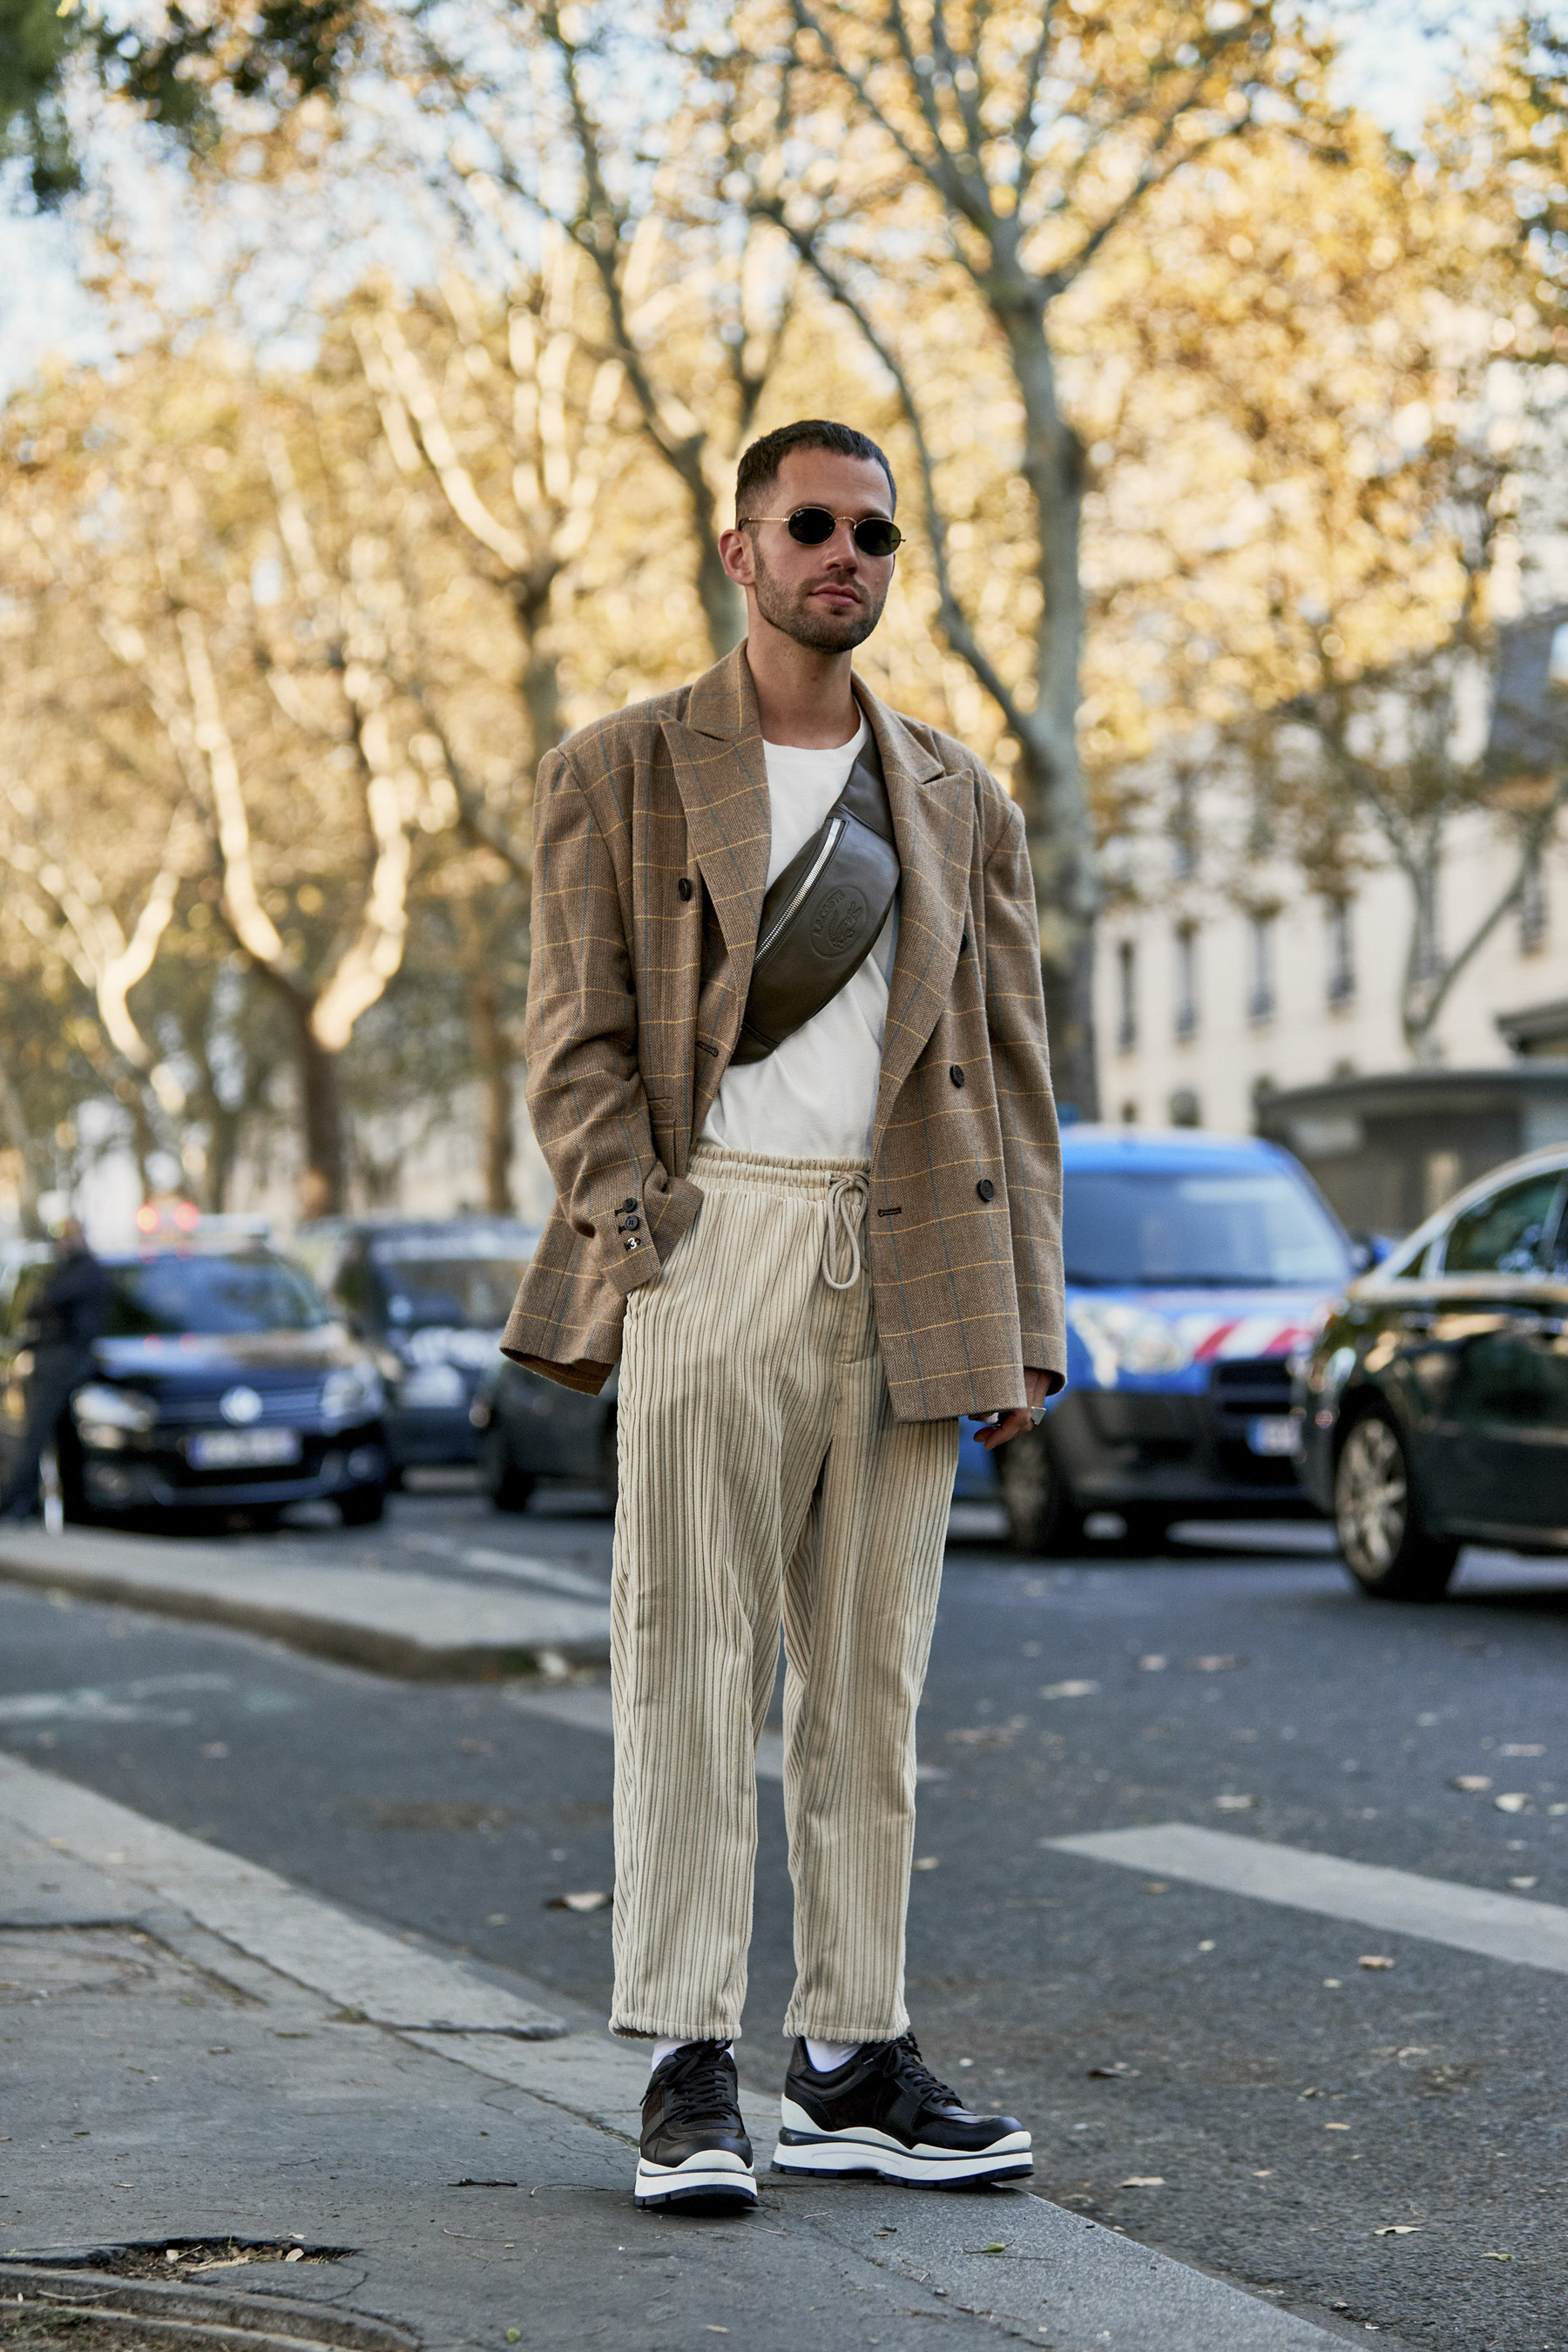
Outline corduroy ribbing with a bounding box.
[608,1143,959,2044]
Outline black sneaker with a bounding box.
[774,2034,1032,2187]
[635,2040,758,2212]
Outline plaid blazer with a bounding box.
[503,644,1064,1422]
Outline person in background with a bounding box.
[0,1217,111,1523]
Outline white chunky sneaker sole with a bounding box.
[773,2099,1032,2187]
[634,2147,758,2211]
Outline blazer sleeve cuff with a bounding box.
[600,1171,704,1298]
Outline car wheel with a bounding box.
[339,1484,387,1527]
[481,1426,535,1515]
[997,1423,1082,1557]
[1334,1409,1457,1600]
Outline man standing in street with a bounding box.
[0,1217,110,1522]
[504,420,1064,2212]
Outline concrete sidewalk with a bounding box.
[0,1753,1356,2350]
[0,1527,611,1677]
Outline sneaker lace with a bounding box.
[883,2032,962,2110]
[663,2042,737,2130]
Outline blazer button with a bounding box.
[677,876,693,900]
[622,1215,640,1231]
[950,1064,965,1087]
[622,1197,637,1213]
[976,1179,995,1202]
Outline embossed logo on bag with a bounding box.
[811,886,868,957]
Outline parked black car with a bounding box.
[1296,1145,1568,1598]
[470,1357,618,1514]
[0,1236,389,1525]
[292,1218,537,1477]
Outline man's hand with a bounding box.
[977,1368,1053,1450]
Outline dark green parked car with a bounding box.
[1295,1146,1568,1598]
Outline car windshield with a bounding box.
[1064,1166,1349,1288]
[106,1252,332,1336]
[371,1252,526,1331]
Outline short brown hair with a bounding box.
[736,420,896,521]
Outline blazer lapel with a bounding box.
[664,645,771,970]
[865,686,974,1152]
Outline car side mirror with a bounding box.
[1349,1233,1395,1274]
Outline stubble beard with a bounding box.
[750,542,889,653]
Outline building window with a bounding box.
[1174,923,1199,1039]
[1171,770,1199,882]
[1120,1099,1139,1125]
[1168,1087,1201,1128]
[1116,940,1138,1051]
[1520,857,1548,954]
[1326,898,1355,1008]
[1247,913,1277,1023]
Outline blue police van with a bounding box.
[956,1125,1355,1551]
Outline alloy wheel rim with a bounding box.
[1337,1417,1407,1573]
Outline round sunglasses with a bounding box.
[738,505,902,559]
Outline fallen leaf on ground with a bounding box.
[547,1890,612,1912]
[1325,2122,1351,2132]
[1119,2176,1165,2186]
[1086,2062,1139,2078]
[1374,2226,1422,2236]
[1042,1680,1099,1699]
[1481,2251,1511,2261]
[1194,1655,1240,1672]
[1359,1956,1396,1970]
[284,2249,304,2263]
[981,2242,1007,2254]
[1450,1776,1491,1792]
[1137,1656,1167,1672]
[1252,2170,1274,2178]
[1510,1876,1538,1890]
[912,1855,940,1871]
[1214,1793,1255,1811]
[1494,1793,1531,1813]
[1144,1882,1169,1894]
[1322,1978,1342,1988]
[1500,1744,1544,1757]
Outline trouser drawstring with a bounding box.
[821,1172,869,1290]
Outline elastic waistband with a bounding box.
[689,1142,870,1199]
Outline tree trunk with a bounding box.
[293,1004,346,1219]
[695,531,747,659]
[466,970,515,1214]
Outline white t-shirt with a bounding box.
[700,717,898,1163]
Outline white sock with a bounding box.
[650,2036,731,2075]
[804,2038,861,2073]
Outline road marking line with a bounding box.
[397,1532,610,1600]
[1049,1823,1568,1974]
[0,1673,233,1725]
[504,1685,947,1784]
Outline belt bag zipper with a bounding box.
[753,818,845,968]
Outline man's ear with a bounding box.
[719,525,755,589]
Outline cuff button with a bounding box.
[976,1179,996,1202]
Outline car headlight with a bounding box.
[71,1384,158,1450]
[321,1363,384,1425]
[398,1362,466,1409]
[1068,1302,1188,1387]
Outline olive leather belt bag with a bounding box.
[732,733,902,1065]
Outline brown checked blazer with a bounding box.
[502,644,1064,1422]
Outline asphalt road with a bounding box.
[3,1481,1565,2352]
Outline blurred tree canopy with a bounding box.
[3,0,1568,1217]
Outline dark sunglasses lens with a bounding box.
[786,507,837,545]
[853,518,901,558]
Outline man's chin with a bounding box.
[775,604,876,654]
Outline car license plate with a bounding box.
[187,1428,302,1469]
[1247,1415,1299,1458]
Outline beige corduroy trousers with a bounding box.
[608,1143,960,2044]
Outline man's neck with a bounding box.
[743,636,860,749]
